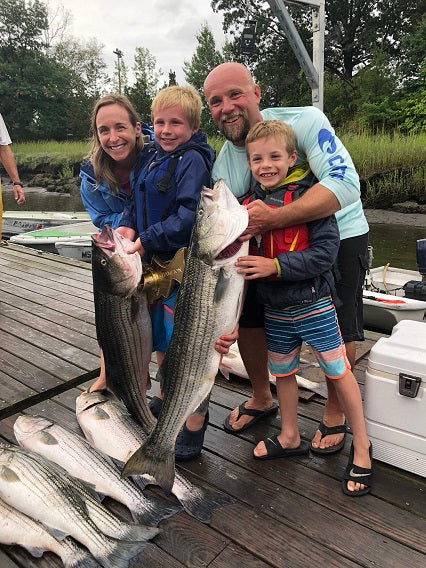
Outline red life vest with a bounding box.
[243,184,310,259]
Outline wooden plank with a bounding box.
[0,265,94,301]
[0,289,95,336]
[0,304,98,352]
[0,242,91,272]
[0,317,99,369]
[0,255,93,290]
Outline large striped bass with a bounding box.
[0,444,146,568]
[0,498,98,568]
[122,179,249,492]
[76,390,233,523]
[13,414,178,526]
[91,225,155,430]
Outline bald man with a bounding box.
[205,63,369,454]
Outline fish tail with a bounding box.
[65,550,100,568]
[99,539,147,568]
[119,523,160,542]
[173,478,235,523]
[122,444,176,495]
[131,493,181,526]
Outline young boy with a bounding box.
[119,86,215,460]
[237,120,372,496]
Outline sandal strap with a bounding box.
[318,421,347,438]
[343,463,373,485]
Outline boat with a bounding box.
[1,210,90,238]
[363,240,426,332]
[55,238,92,263]
[9,221,97,256]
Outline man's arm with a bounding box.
[244,183,340,236]
[0,145,25,205]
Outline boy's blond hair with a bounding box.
[151,85,202,130]
[246,120,296,158]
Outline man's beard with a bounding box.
[219,113,251,144]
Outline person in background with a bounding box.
[204,62,369,462]
[237,120,372,495]
[119,85,215,460]
[0,113,25,239]
[79,94,150,392]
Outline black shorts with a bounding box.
[335,232,369,343]
[239,232,369,344]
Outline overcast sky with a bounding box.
[49,0,228,85]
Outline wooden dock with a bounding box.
[0,242,425,568]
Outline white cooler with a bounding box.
[364,320,426,477]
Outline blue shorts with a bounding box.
[149,287,178,353]
[265,297,350,379]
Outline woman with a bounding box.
[80,94,152,230]
[80,94,150,392]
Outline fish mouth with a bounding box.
[216,240,244,260]
[91,225,116,250]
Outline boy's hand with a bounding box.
[215,324,239,355]
[116,226,136,241]
[236,255,277,279]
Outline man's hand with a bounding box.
[236,255,277,280]
[245,200,278,234]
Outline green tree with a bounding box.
[126,46,161,123]
[183,23,225,135]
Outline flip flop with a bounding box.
[223,401,279,434]
[310,421,348,455]
[254,434,309,461]
[342,442,373,497]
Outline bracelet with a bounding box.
[12,181,23,186]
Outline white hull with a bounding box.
[55,239,92,263]
[2,211,90,237]
[9,221,96,254]
[363,266,426,332]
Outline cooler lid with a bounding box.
[368,320,426,380]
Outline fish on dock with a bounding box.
[0,498,99,568]
[91,225,155,430]
[122,179,249,493]
[0,443,148,568]
[13,414,178,526]
[76,390,233,524]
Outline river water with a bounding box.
[2,186,425,272]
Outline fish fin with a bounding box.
[0,465,20,482]
[122,444,176,495]
[173,475,235,523]
[24,546,46,558]
[37,431,58,445]
[130,474,150,491]
[93,406,111,420]
[214,267,229,303]
[41,523,69,540]
[101,538,148,568]
[131,492,181,525]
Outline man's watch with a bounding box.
[12,181,23,186]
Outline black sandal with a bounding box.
[310,421,348,455]
[342,442,373,497]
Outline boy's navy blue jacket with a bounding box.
[120,130,214,262]
[249,176,340,309]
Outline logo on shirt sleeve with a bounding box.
[318,128,347,181]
